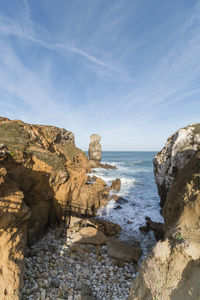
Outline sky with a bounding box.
[0,0,200,151]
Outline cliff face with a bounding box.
[154,124,200,208]
[130,125,200,300]
[0,118,109,299]
[0,151,31,299]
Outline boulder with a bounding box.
[139,225,149,233]
[139,217,165,241]
[116,197,128,204]
[145,217,165,241]
[89,218,122,236]
[114,204,122,210]
[74,227,107,245]
[89,161,116,170]
[68,217,121,237]
[106,238,142,262]
[88,134,102,162]
[110,179,121,191]
[98,162,117,169]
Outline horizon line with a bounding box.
[83,150,159,152]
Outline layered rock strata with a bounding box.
[130,125,200,300]
[0,118,111,299]
[154,123,200,208]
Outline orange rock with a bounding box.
[74,227,107,245]
[0,117,112,298]
[110,179,121,191]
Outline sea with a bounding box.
[92,151,163,256]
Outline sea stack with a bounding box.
[88,134,102,163]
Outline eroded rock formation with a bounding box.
[88,134,102,163]
[0,118,111,299]
[110,178,121,192]
[88,134,117,170]
[154,123,200,208]
[139,217,165,241]
[130,125,200,300]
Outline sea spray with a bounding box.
[95,151,164,256]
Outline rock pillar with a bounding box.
[88,134,102,162]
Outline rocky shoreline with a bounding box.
[0,118,120,299]
[1,118,200,300]
[22,226,136,300]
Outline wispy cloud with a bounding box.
[0,12,117,73]
[124,1,200,109]
[0,38,80,130]
[0,0,199,150]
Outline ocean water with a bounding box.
[93,151,163,254]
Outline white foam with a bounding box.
[94,171,137,193]
[97,199,116,216]
[96,154,164,257]
[125,160,143,165]
[102,161,124,166]
[121,177,136,186]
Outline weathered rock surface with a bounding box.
[113,195,128,204]
[73,227,107,245]
[98,162,117,170]
[139,217,165,241]
[66,218,122,247]
[154,123,200,208]
[111,178,121,192]
[107,238,142,263]
[0,117,110,299]
[89,161,117,170]
[88,218,122,236]
[88,134,116,170]
[88,134,102,162]
[0,157,31,300]
[130,128,200,300]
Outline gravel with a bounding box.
[22,228,136,300]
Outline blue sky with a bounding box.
[0,0,200,151]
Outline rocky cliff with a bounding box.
[0,118,110,299]
[154,123,200,208]
[130,124,200,300]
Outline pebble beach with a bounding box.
[22,228,136,300]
